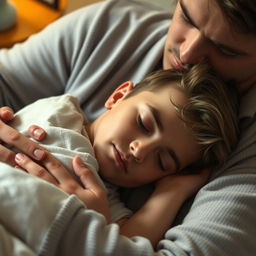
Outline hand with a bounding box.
[0,106,14,122]
[14,153,110,222]
[0,107,47,166]
[155,168,210,198]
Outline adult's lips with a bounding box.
[170,52,187,71]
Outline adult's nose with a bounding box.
[179,30,207,65]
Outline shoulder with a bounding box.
[55,0,171,38]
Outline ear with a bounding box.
[105,81,133,109]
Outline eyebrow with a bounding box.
[180,0,197,28]
[179,0,248,56]
[147,104,181,172]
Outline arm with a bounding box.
[0,163,155,256]
[0,0,170,166]
[121,115,256,255]
[12,118,256,256]
[15,141,206,249]
[117,170,209,248]
[15,152,111,223]
[0,224,37,256]
[0,0,170,116]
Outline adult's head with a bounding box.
[163,0,256,92]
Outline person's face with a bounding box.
[86,82,199,187]
[163,0,256,92]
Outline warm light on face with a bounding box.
[163,0,256,92]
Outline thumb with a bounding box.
[72,156,88,176]
[72,156,102,191]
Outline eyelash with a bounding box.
[157,154,165,172]
[217,47,239,58]
[180,12,193,26]
[138,115,150,134]
[180,10,239,58]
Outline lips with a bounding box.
[169,51,187,71]
[113,145,128,173]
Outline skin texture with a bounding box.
[1,0,256,168]
[86,81,199,188]
[163,0,256,92]
[12,82,206,247]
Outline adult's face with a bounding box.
[163,0,256,92]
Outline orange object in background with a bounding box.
[0,0,67,48]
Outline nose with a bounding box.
[129,138,156,163]
[179,30,207,65]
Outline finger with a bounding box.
[28,125,46,141]
[0,120,46,161]
[72,156,103,192]
[14,153,58,185]
[0,107,14,121]
[14,163,28,172]
[42,151,74,183]
[0,144,16,166]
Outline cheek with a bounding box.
[207,56,237,80]
[169,11,187,42]
[140,162,164,183]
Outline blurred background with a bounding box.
[0,0,176,48]
[65,0,176,14]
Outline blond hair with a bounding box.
[125,64,239,169]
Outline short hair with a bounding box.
[214,0,256,34]
[125,64,239,170]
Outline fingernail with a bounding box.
[3,110,13,120]
[15,153,24,162]
[33,128,44,139]
[76,157,85,166]
[33,149,45,159]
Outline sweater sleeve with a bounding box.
[0,0,170,121]
[0,164,155,256]
[0,224,38,256]
[155,116,256,256]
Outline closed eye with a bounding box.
[179,1,197,28]
[138,115,150,134]
[179,0,246,58]
[158,154,165,172]
[157,150,180,173]
[217,46,240,58]
[180,12,193,26]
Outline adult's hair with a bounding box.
[125,64,239,170]
[215,0,256,33]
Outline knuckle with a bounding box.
[64,182,78,194]
[50,160,63,169]
[34,168,47,178]
[6,129,21,145]
[81,167,93,177]
[0,150,15,164]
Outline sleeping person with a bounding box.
[10,64,238,247]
